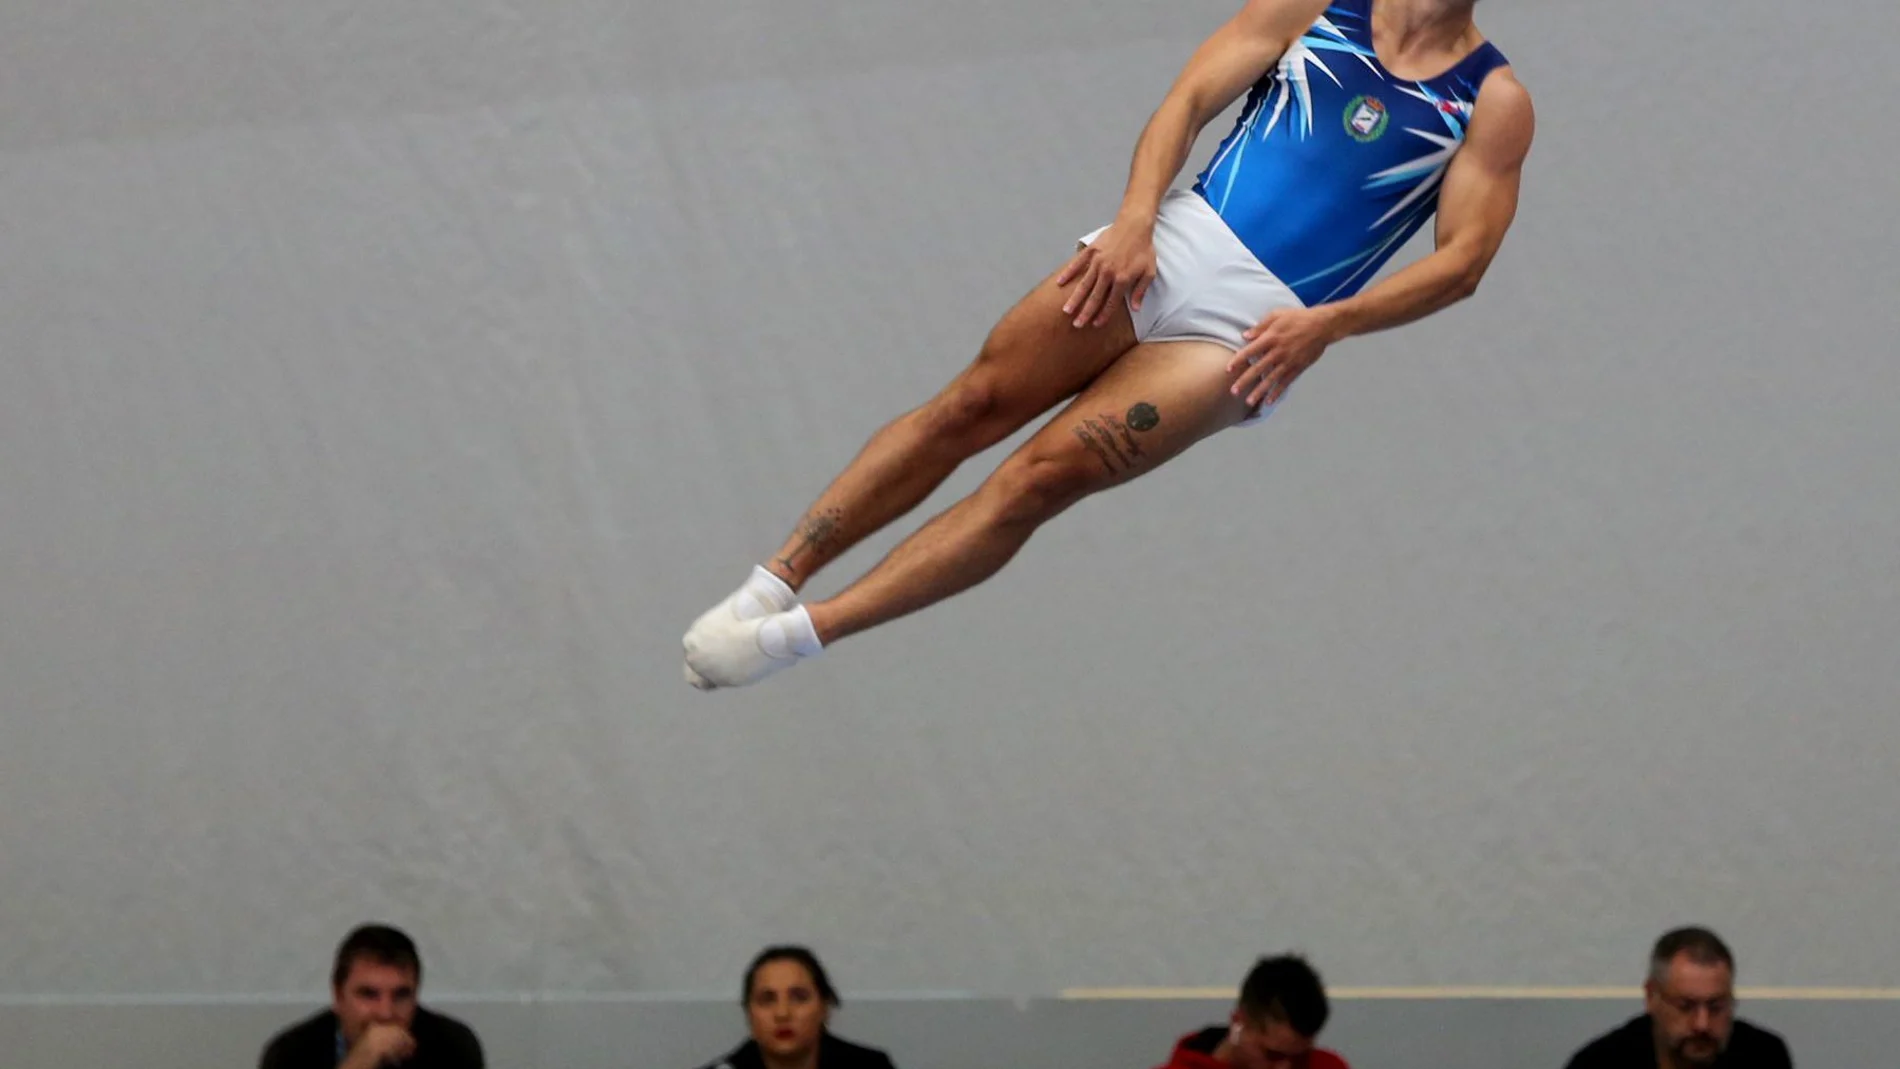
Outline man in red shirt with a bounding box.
[1154,955,1351,1069]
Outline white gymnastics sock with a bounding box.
[684,566,800,691]
[731,565,796,621]
[757,605,824,661]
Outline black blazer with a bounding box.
[1563,1014,1792,1069]
[696,1031,897,1069]
[258,1007,485,1069]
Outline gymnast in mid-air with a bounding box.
[684,0,1534,689]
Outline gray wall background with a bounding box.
[4,0,1898,1056]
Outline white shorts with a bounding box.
[1079,188,1305,423]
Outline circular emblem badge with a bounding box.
[1343,95,1389,142]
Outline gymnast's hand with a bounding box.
[1056,218,1157,329]
[1227,305,1344,408]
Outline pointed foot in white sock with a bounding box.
[686,566,799,648]
[683,615,798,689]
[683,657,717,691]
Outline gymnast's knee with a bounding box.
[981,452,1103,529]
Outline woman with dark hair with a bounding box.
[695,946,897,1069]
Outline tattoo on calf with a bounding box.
[1125,402,1160,432]
[777,507,844,573]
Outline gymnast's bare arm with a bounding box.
[1227,65,1536,408]
[1058,0,1336,328]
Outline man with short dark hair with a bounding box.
[259,923,485,1069]
[1152,954,1351,1069]
[1563,926,1793,1069]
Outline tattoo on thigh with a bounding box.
[1074,422,1121,475]
[1073,403,1158,476]
[777,507,844,572]
[1103,412,1146,459]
